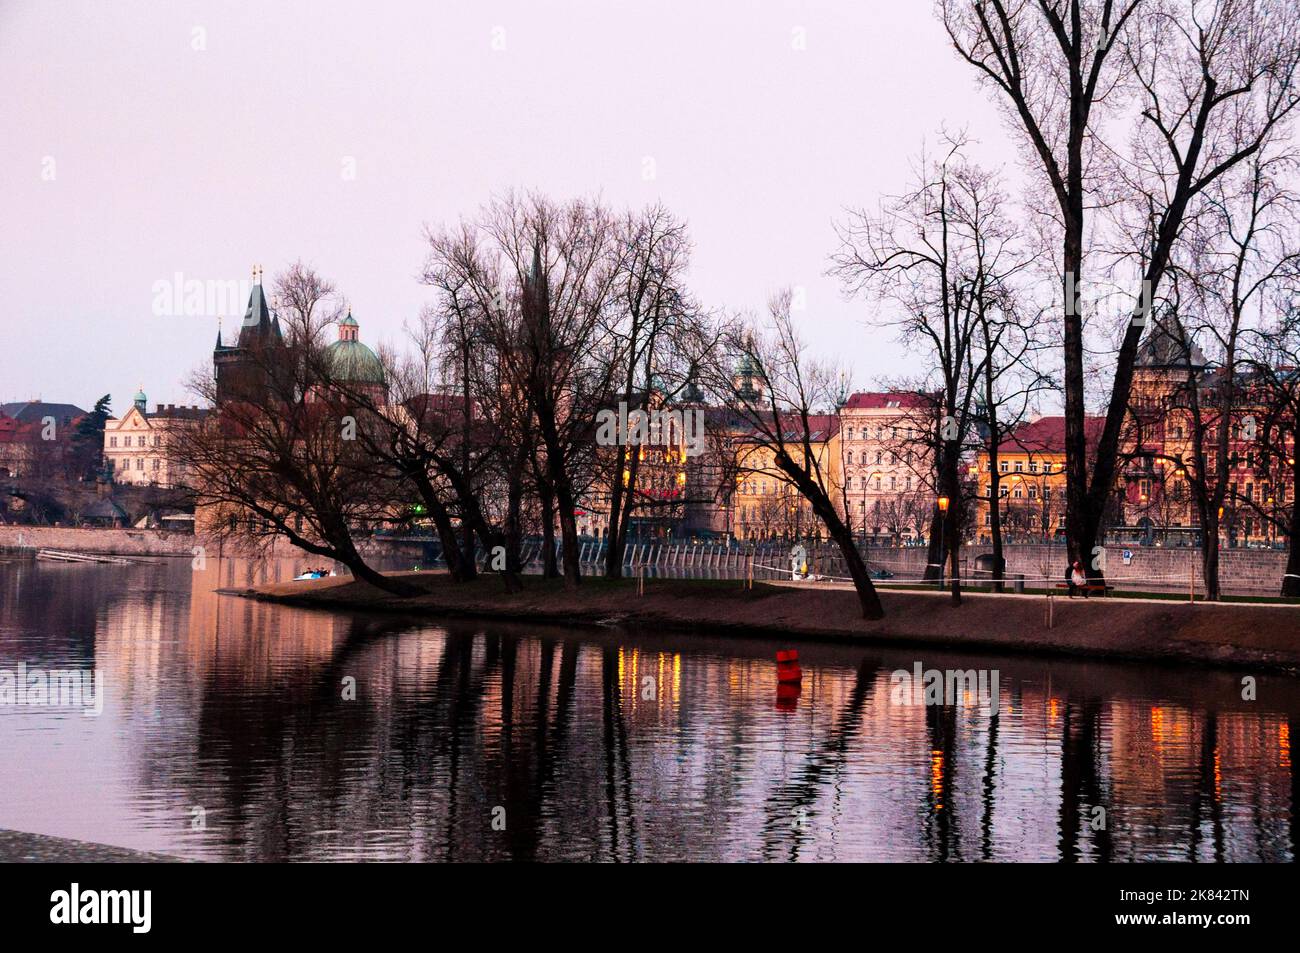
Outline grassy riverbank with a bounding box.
[234,571,1300,672]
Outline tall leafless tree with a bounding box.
[178,265,417,596]
[833,137,1028,603]
[423,191,622,588]
[695,292,886,619]
[942,0,1300,581]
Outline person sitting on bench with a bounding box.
[1068,560,1088,598]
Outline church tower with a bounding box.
[214,266,285,404]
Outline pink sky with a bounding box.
[1,0,1013,414]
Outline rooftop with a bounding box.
[841,391,933,411]
[0,401,87,425]
[997,415,1105,455]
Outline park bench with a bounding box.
[1054,582,1115,598]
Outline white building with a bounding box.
[103,390,207,487]
[837,391,937,540]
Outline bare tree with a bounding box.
[941,0,1300,582]
[179,265,416,595]
[600,204,699,577]
[833,137,1026,603]
[1133,144,1300,597]
[423,191,621,588]
[696,292,886,619]
[1246,303,1300,595]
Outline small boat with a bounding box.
[292,569,333,581]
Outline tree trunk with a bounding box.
[831,518,885,619]
[555,478,582,588]
[924,507,944,582]
[943,446,962,606]
[301,516,420,597]
[428,496,472,582]
[1285,454,1300,597]
[1203,521,1222,602]
[405,470,472,582]
[346,554,420,596]
[1283,514,1300,597]
[540,482,558,579]
[505,472,524,574]
[1075,515,1104,587]
[605,449,626,578]
[776,457,885,620]
[984,362,1004,593]
[989,485,1004,594]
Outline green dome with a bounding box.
[325,339,385,385]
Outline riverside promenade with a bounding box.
[238,572,1300,672]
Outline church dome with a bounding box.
[325,339,385,384]
[324,312,385,385]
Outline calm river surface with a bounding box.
[1,556,1297,862]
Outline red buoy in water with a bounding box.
[776,649,802,683]
[776,680,802,712]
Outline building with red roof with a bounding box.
[975,415,1106,542]
[838,391,939,542]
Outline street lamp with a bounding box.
[937,495,950,513]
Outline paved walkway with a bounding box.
[0,829,185,863]
[767,578,1300,607]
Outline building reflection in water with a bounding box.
[0,557,1297,862]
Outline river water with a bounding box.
[0,555,1296,862]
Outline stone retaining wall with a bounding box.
[0,525,197,556]
[864,542,1289,594]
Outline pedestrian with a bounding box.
[1068,559,1088,599]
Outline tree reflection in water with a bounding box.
[0,558,1296,862]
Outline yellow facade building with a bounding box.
[973,416,1102,542]
[731,413,843,540]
